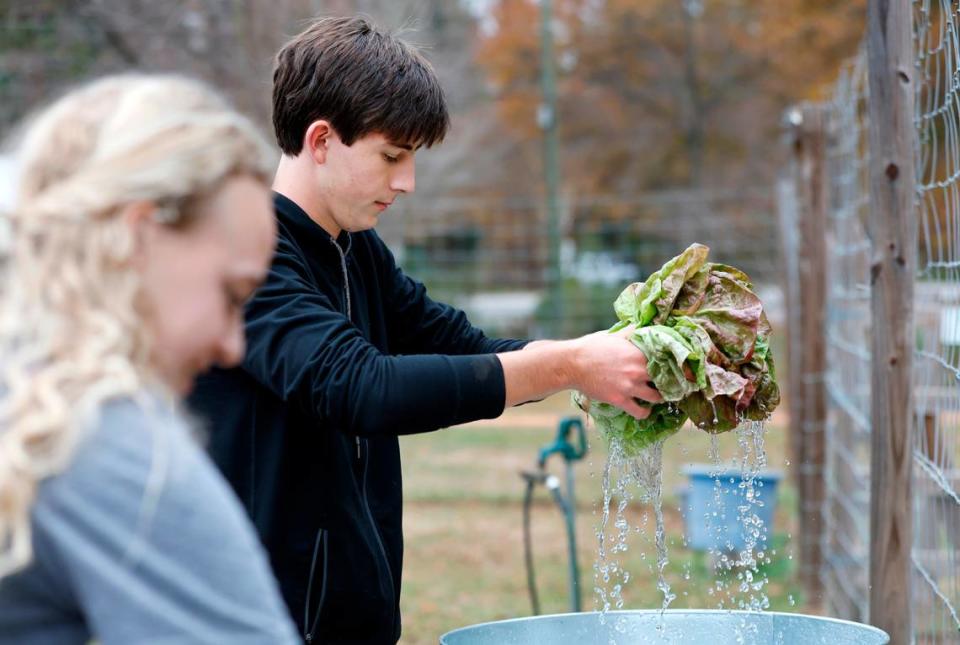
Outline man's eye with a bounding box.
[383,154,399,163]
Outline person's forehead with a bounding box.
[389,140,416,151]
[204,177,274,247]
[363,131,419,151]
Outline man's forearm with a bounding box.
[497,329,663,418]
[498,339,581,407]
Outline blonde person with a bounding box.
[0,75,299,643]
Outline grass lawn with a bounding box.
[398,395,805,644]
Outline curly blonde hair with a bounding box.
[0,75,276,576]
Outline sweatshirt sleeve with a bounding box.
[32,398,300,645]
[374,232,529,356]
[241,238,509,436]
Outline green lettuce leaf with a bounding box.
[576,243,780,453]
[614,243,709,326]
[629,325,706,401]
[574,393,684,456]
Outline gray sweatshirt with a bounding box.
[0,395,299,644]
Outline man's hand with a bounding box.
[499,327,663,415]
[568,326,663,419]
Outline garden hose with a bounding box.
[521,470,545,615]
[520,417,587,615]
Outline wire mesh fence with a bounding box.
[781,1,960,640]
[380,189,780,339]
[823,53,873,626]
[913,1,960,640]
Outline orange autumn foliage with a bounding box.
[475,0,866,193]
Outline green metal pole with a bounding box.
[539,0,563,337]
[565,462,582,612]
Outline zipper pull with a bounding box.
[356,436,361,460]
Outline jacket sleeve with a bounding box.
[374,233,529,356]
[241,239,508,436]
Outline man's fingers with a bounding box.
[635,382,663,404]
[621,398,652,420]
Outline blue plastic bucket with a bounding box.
[439,610,889,644]
[682,465,782,553]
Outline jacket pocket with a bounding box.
[303,528,328,643]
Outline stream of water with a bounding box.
[593,419,771,643]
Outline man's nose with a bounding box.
[390,157,416,194]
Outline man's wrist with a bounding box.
[553,337,582,391]
[514,338,581,390]
[522,339,551,351]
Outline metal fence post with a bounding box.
[539,0,563,337]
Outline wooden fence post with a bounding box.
[866,0,916,642]
[777,144,803,494]
[790,105,829,606]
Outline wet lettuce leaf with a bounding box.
[575,243,780,453]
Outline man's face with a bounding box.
[317,131,417,233]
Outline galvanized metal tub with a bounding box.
[439,610,889,644]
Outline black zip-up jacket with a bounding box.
[188,193,526,644]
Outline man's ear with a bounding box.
[304,120,334,165]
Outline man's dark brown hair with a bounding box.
[272,15,450,155]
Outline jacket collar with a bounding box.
[273,191,352,255]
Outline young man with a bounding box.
[188,16,661,644]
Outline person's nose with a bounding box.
[216,318,246,368]
[389,157,415,194]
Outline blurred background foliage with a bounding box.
[0,0,864,336]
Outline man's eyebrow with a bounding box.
[387,141,416,151]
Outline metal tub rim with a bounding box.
[439,609,890,644]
